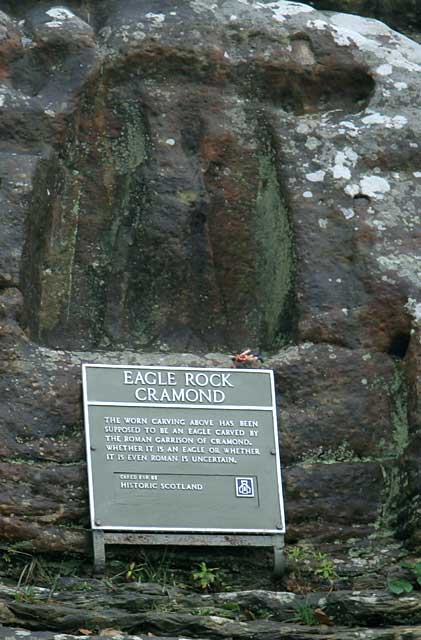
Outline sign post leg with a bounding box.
[273,536,285,576]
[92,530,105,573]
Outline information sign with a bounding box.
[82,364,285,534]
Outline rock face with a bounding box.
[0,0,419,559]
[1,580,421,639]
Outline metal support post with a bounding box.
[273,535,285,577]
[92,530,105,574]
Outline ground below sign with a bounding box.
[82,365,285,535]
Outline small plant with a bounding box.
[388,578,414,595]
[218,602,242,619]
[192,562,220,591]
[140,551,174,585]
[388,560,421,595]
[287,545,310,563]
[102,577,115,590]
[221,602,241,613]
[126,561,144,582]
[191,607,215,616]
[14,586,39,604]
[65,580,93,592]
[313,552,338,582]
[286,545,313,584]
[291,604,319,626]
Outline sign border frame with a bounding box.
[82,363,286,535]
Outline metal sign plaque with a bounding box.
[82,365,285,534]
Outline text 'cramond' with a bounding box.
[122,370,234,403]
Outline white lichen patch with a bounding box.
[306,18,329,31]
[210,615,233,625]
[297,123,310,134]
[371,219,387,231]
[340,120,359,131]
[306,169,325,182]
[331,150,356,180]
[331,27,354,47]
[46,7,75,20]
[339,206,354,220]
[394,81,408,90]
[377,254,421,287]
[222,589,296,604]
[305,136,320,150]
[132,30,146,41]
[331,12,391,38]
[333,164,351,180]
[303,191,313,198]
[376,63,393,76]
[361,112,408,130]
[256,1,314,23]
[413,172,421,178]
[344,147,358,164]
[359,175,390,199]
[145,12,166,24]
[391,115,408,128]
[350,594,379,605]
[328,13,421,72]
[406,298,421,322]
[318,218,328,228]
[345,183,360,198]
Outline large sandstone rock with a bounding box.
[0,0,419,560]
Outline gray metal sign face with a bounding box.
[82,365,285,534]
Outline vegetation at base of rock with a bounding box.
[14,585,40,604]
[0,546,272,593]
[388,561,421,595]
[3,569,421,637]
[388,578,414,595]
[123,553,174,586]
[290,603,320,626]
[286,545,338,589]
[0,547,82,588]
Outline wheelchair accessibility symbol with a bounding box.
[235,477,255,498]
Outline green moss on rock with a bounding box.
[255,142,295,350]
